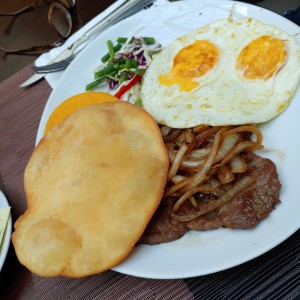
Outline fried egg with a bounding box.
[141,18,300,128]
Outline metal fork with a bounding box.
[33,55,75,73]
[33,0,158,74]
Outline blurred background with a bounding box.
[0,0,114,83]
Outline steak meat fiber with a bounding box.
[140,152,281,245]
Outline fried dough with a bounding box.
[12,102,169,277]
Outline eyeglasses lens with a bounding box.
[49,3,72,38]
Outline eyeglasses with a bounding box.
[0,0,75,55]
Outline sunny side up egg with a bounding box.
[141,18,300,128]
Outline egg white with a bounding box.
[141,18,300,128]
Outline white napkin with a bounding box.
[35,0,168,89]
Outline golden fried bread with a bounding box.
[12,102,169,277]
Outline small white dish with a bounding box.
[0,190,12,271]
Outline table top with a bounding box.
[0,0,299,299]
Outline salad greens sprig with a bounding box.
[86,36,161,99]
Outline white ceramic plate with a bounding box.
[0,190,12,271]
[36,0,300,278]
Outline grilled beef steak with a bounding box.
[140,152,281,245]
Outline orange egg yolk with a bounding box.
[236,35,287,80]
[45,91,119,134]
[159,40,219,92]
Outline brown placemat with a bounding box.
[1,64,300,300]
[0,64,51,218]
[33,271,194,299]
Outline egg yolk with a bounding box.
[159,40,219,92]
[236,35,287,80]
[45,92,119,134]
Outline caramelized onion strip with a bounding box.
[194,126,221,148]
[167,129,194,180]
[216,165,235,184]
[163,128,181,143]
[222,125,263,148]
[164,177,190,197]
[172,175,254,222]
[192,125,210,134]
[214,133,240,163]
[160,125,172,137]
[186,148,211,159]
[165,144,176,163]
[189,196,198,208]
[229,154,247,173]
[173,185,224,212]
[213,140,262,169]
[180,159,205,169]
[182,129,222,192]
[168,143,189,180]
[172,175,187,184]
